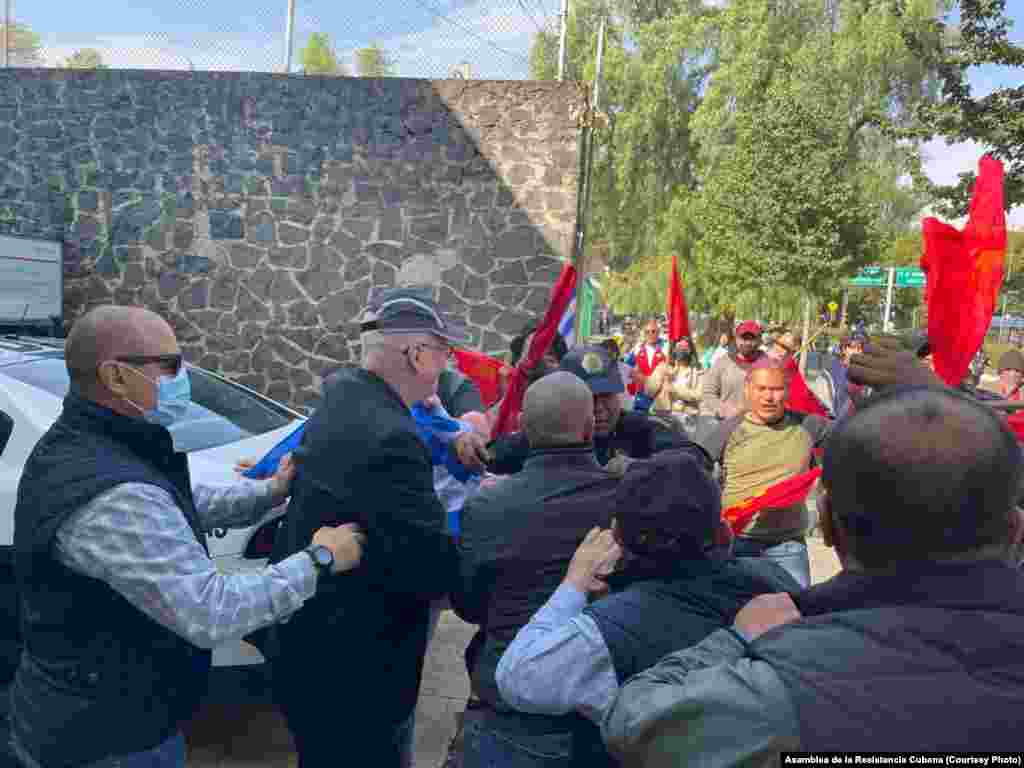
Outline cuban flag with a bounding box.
[557,284,577,347]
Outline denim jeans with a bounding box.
[12,733,185,768]
[734,537,811,589]
[461,708,571,768]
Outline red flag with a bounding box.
[722,467,823,535]
[921,156,1007,387]
[1006,412,1024,442]
[667,255,690,343]
[492,264,578,437]
[453,348,507,408]
[783,357,830,418]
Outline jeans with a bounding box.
[734,537,811,589]
[461,708,571,768]
[11,733,184,768]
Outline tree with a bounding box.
[64,48,106,69]
[299,33,345,76]
[0,22,43,67]
[900,0,1024,214]
[354,43,394,77]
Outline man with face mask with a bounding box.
[9,306,365,768]
[645,339,703,434]
[997,349,1024,401]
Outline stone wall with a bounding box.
[0,70,584,408]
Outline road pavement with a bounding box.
[184,538,841,767]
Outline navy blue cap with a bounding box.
[559,344,624,395]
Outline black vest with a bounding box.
[586,555,800,683]
[750,560,1024,751]
[10,394,212,768]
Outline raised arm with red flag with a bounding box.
[492,264,578,437]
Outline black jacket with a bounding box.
[454,445,619,698]
[270,368,459,725]
[453,444,619,765]
[586,555,799,683]
[488,411,663,475]
[754,561,1024,750]
[11,394,211,767]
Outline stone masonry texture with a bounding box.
[0,70,584,409]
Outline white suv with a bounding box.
[0,335,306,667]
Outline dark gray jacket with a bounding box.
[604,560,1024,766]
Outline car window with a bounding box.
[0,359,294,452]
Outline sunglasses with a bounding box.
[116,353,184,376]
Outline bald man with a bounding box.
[452,372,622,767]
[9,305,364,768]
[699,360,830,587]
[605,387,1024,760]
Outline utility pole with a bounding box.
[799,294,812,375]
[284,0,296,74]
[883,266,896,333]
[573,15,605,343]
[3,0,10,69]
[557,0,569,81]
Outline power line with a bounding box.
[515,0,545,34]
[407,0,531,64]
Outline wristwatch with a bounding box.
[303,544,334,577]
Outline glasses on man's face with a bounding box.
[115,353,184,376]
[416,343,454,360]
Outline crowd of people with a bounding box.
[4,287,1024,768]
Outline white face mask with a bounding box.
[121,365,192,427]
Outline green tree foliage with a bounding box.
[354,43,394,77]
[64,48,106,69]
[0,22,43,67]
[900,0,1024,214]
[572,0,952,320]
[299,33,345,76]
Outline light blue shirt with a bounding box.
[496,583,619,724]
[55,478,317,651]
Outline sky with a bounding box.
[9,0,1024,227]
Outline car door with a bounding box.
[0,407,17,738]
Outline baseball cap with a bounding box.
[615,449,721,559]
[999,349,1024,373]
[360,286,471,345]
[559,344,625,395]
[735,320,763,337]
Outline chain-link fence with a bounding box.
[1,0,563,80]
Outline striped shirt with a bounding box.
[54,478,317,651]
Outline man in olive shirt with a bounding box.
[700,359,829,587]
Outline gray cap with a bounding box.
[359,286,471,345]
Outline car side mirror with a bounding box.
[0,410,12,459]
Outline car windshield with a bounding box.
[0,358,294,453]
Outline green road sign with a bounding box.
[849,267,886,287]
[895,267,926,288]
[848,266,926,288]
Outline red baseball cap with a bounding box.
[735,320,763,337]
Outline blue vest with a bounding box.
[11,394,212,768]
[585,555,799,683]
[751,561,1024,750]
